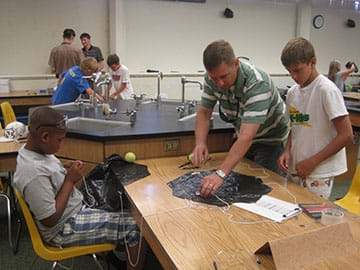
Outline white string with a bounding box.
[117,162,300,266]
[119,191,191,267]
[81,176,96,208]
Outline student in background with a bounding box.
[279,38,353,199]
[80,33,104,71]
[328,60,356,92]
[49,28,84,78]
[107,54,134,100]
[51,57,103,105]
[14,107,147,270]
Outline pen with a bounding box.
[213,260,218,270]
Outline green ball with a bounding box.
[125,152,136,163]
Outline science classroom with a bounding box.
[1,0,360,269]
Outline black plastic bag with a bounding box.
[81,154,150,211]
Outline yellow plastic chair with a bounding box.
[335,164,360,216]
[1,101,16,126]
[15,189,115,270]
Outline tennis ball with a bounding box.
[125,152,136,163]
[187,153,193,162]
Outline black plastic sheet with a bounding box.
[168,169,271,206]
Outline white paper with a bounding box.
[233,195,301,222]
[0,136,14,142]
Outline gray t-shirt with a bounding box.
[334,72,344,92]
[14,146,83,242]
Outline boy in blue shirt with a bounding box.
[52,57,103,105]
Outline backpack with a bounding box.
[81,154,150,211]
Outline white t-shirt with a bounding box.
[110,64,134,99]
[286,74,348,178]
[14,146,83,242]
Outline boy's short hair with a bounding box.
[281,37,316,67]
[107,54,120,66]
[80,57,98,74]
[80,33,91,39]
[29,107,66,133]
[63,28,76,39]
[203,40,236,71]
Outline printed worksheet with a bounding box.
[233,195,301,222]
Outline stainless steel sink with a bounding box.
[66,117,130,132]
[50,102,99,112]
[51,99,106,111]
[177,112,219,122]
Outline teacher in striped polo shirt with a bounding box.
[192,40,290,197]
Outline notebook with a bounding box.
[233,195,301,222]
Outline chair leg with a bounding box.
[1,191,22,254]
[7,178,22,254]
[29,255,39,270]
[1,194,16,253]
[51,261,58,270]
[93,254,105,270]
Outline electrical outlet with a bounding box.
[164,140,179,151]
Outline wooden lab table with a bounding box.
[0,130,23,172]
[126,153,360,270]
[0,90,52,107]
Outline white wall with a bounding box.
[1,0,360,98]
[125,0,296,73]
[311,7,360,73]
[0,0,108,75]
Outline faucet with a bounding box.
[146,69,163,103]
[128,109,137,126]
[90,71,113,115]
[133,93,146,106]
[180,76,203,104]
[156,72,163,103]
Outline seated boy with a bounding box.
[14,107,146,269]
[107,54,134,100]
[278,37,353,199]
[52,57,104,105]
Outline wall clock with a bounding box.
[313,15,324,29]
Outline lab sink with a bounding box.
[50,101,99,112]
[177,112,219,122]
[66,117,130,132]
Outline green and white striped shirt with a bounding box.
[201,62,289,145]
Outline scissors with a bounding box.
[178,160,198,170]
[178,156,212,170]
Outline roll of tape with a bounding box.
[321,208,344,226]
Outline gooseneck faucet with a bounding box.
[181,76,203,104]
[91,71,115,115]
[146,69,163,103]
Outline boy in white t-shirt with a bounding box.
[107,54,134,99]
[278,37,353,199]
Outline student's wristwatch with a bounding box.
[215,169,227,179]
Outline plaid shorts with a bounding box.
[50,207,140,248]
[288,174,334,199]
